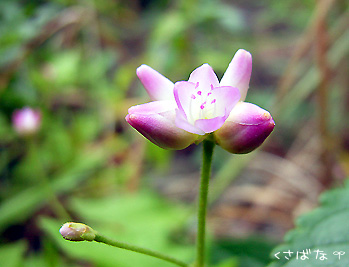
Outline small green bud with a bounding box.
[59,222,97,241]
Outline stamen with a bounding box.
[200,101,206,110]
[210,84,214,90]
[195,82,200,89]
[197,91,202,96]
[211,99,216,104]
[191,94,196,99]
[207,92,212,96]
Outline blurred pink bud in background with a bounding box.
[12,107,41,136]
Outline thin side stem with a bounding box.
[195,138,215,267]
[94,234,188,267]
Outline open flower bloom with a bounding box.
[126,49,275,153]
[12,107,41,136]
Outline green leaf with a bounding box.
[268,179,349,267]
[211,237,277,267]
[0,148,109,232]
[40,191,194,267]
[213,257,239,267]
[0,240,27,267]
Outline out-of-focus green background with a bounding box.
[0,0,348,266]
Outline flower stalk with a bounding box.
[60,222,189,267]
[195,137,215,267]
[94,233,189,267]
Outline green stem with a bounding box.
[195,138,215,267]
[94,234,189,267]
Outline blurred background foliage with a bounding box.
[0,0,348,266]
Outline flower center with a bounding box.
[188,82,217,124]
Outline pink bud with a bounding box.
[60,222,97,241]
[12,107,41,136]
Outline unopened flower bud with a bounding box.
[12,107,41,136]
[59,222,97,242]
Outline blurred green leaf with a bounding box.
[0,147,109,232]
[144,142,172,171]
[0,240,27,267]
[214,257,239,267]
[268,179,349,267]
[211,237,277,267]
[40,191,194,267]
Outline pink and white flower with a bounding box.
[12,107,41,136]
[126,49,275,153]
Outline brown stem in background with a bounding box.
[275,0,336,111]
[126,141,145,192]
[0,5,132,91]
[275,12,315,103]
[0,7,89,91]
[314,0,333,185]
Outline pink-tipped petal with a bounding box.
[220,49,252,101]
[188,64,219,93]
[126,106,198,149]
[214,102,275,154]
[224,102,272,124]
[128,100,177,115]
[136,64,174,101]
